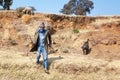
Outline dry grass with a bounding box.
[1,29,120,80]
[91,18,120,26]
[1,11,120,80]
[21,14,32,24]
[0,49,120,80]
[1,28,120,80]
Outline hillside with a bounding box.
[0,11,120,80]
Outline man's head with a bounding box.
[39,22,45,31]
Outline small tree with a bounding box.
[60,0,94,15]
[0,0,13,10]
[0,0,3,7]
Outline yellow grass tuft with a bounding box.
[21,14,31,24]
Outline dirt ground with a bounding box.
[0,11,120,80]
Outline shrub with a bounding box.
[73,28,79,33]
[16,7,25,17]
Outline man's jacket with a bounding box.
[30,29,51,52]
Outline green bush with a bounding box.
[73,28,79,33]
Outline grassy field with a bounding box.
[0,47,120,80]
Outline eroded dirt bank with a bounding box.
[0,11,120,80]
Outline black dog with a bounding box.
[81,39,90,55]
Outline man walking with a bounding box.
[30,22,51,73]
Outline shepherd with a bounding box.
[30,22,51,73]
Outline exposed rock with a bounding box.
[100,39,109,45]
[108,39,117,45]
[62,49,69,53]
